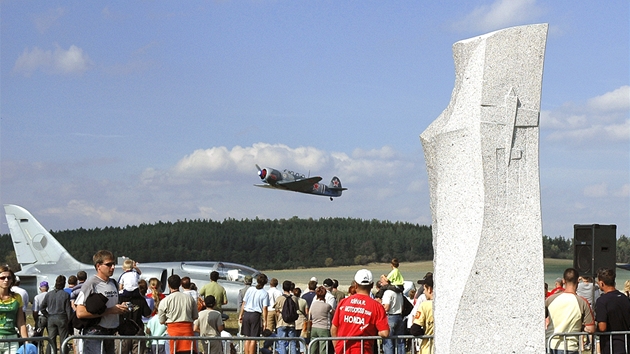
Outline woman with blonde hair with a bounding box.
[624,280,630,297]
[146,277,165,317]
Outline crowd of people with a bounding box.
[240,257,434,354]
[0,254,438,354]
[545,267,630,354]
[7,250,630,354]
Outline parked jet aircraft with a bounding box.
[3,204,259,311]
[255,165,347,200]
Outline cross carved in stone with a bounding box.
[482,87,540,166]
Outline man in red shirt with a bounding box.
[331,269,389,354]
[546,277,564,298]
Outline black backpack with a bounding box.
[281,294,299,323]
[402,296,414,317]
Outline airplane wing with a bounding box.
[617,263,630,271]
[277,176,322,192]
[254,184,277,189]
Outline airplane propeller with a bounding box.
[256,164,267,179]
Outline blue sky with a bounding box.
[1,1,628,240]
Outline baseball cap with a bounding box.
[417,272,433,284]
[323,278,333,288]
[39,281,49,288]
[310,276,318,283]
[418,274,433,288]
[354,269,373,285]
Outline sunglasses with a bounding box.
[101,262,115,268]
[0,276,10,280]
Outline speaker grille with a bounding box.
[573,224,617,277]
[575,245,592,274]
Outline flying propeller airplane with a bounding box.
[255,165,347,201]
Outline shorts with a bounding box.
[0,334,19,354]
[242,311,262,337]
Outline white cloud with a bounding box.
[546,120,630,143]
[103,42,161,76]
[588,86,630,112]
[145,142,422,203]
[584,182,608,198]
[42,200,141,225]
[32,7,66,33]
[542,86,630,144]
[351,146,398,160]
[172,143,355,179]
[13,44,93,76]
[453,0,544,33]
[407,179,425,193]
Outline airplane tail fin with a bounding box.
[4,204,84,269]
[328,177,348,192]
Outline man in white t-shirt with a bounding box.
[11,276,29,321]
[266,278,283,331]
[380,275,405,354]
[75,250,128,354]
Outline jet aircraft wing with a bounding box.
[277,176,322,192]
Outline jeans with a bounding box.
[84,326,116,354]
[276,326,297,354]
[383,314,405,354]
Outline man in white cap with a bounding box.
[331,269,389,354]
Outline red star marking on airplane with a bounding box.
[333,179,339,187]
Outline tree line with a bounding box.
[0,218,627,271]
[0,217,432,271]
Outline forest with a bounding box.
[0,216,627,272]
[0,217,432,271]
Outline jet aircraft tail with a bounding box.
[4,204,84,270]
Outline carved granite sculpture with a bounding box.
[420,24,548,353]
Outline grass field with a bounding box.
[263,258,630,292]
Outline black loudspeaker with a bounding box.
[573,224,617,277]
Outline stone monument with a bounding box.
[420,24,548,353]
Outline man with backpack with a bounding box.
[75,250,128,354]
[274,280,300,354]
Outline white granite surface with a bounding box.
[420,24,548,353]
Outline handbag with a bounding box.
[197,296,206,312]
[301,312,312,338]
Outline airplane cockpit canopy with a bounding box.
[179,261,259,282]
